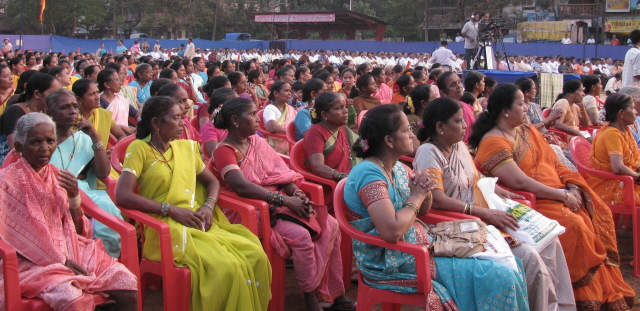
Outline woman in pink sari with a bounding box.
[213,98,355,311]
[98,68,135,135]
[371,68,392,104]
[0,113,137,311]
[263,81,296,154]
[438,71,475,143]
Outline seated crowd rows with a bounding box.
[0,40,637,311]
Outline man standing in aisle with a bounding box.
[429,41,456,70]
[622,29,640,87]
[184,37,196,59]
[461,13,479,70]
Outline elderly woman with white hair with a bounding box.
[614,86,640,146]
[46,88,125,258]
[0,112,138,311]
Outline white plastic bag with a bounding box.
[469,225,520,271]
[477,177,565,252]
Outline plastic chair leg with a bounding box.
[621,214,630,230]
[381,302,402,311]
[341,231,353,290]
[633,207,640,277]
[268,256,286,311]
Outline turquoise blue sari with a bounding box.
[344,161,530,310]
[50,131,123,258]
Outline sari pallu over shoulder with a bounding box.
[474,124,635,310]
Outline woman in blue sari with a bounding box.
[47,88,123,258]
[344,104,529,310]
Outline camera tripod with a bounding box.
[470,39,509,70]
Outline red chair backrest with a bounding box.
[542,108,550,119]
[257,109,266,130]
[1,149,20,168]
[286,121,298,145]
[569,136,592,172]
[111,135,137,174]
[108,134,118,149]
[190,116,200,132]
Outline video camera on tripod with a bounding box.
[478,20,507,42]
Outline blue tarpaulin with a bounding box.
[464,70,537,84]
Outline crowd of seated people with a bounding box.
[0,41,637,311]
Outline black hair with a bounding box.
[71,78,96,98]
[169,62,183,73]
[247,69,262,84]
[370,67,384,78]
[47,66,66,78]
[292,81,304,92]
[159,68,176,79]
[356,74,373,92]
[514,77,535,94]
[136,96,179,139]
[396,74,413,95]
[428,68,443,81]
[353,104,405,158]
[84,65,99,78]
[8,57,21,71]
[276,67,293,79]
[213,97,255,130]
[294,66,309,81]
[411,70,425,82]
[604,93,633,122]
[268,80,288,101]
[204,76,230,97]
[582,75,601,94]
[97,68,117,92]
[484,77,497,89]
[463,71,484,93]
[227,71,244,86]
[17,73,57,102]
[149,78,173,96]
[208,87,237,115]
[302,78,326,103]
[469,83,519,148]
[312,92,343,124]
[15,69,37,94]
[459,92,476,106]
[356,63,369,76]
[392,65,404,74]
[555,79,582,102]
[416,97,462,142]
[207,66,220,77]
[312,69,331,84]
[104,62,122,72]
[403,84,432,115]
[156,83,182,97]
[631,29,640,45]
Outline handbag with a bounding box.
[430,219,487,258]
[273,206,323,240]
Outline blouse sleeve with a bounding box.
[475,136,514,175]
[583,96,598,114]
[121,139,146,178]
[413,144,445,190]
[351,162,390,208]
[600,130,624,156]
[263,104,279,123]
[212,144,241,179]
[303,124,325,156]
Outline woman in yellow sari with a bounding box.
[470,83,635,310]
[263,80,296,154]
[116,96,272,311]
[72,78,126,147]
[587,93,640,205]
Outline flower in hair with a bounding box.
[407,97,415,114]
[137,116,142,123]
[360,139,369,152]
[417,121,424,129]
[310,108,317,119]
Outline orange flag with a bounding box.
[168,49,172,57]
[40,0,46,24]
[237,53,241,63]
[405,61,411,70]
[77,47,81,54]
[110,48,113,55]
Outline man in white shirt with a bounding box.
[429,41,456,68]
[540,57,552,73]
[455,33,464,42]
[184,37,196,59]
[586,35,596,44]
[561,34,572,44]
[461,13,479,69]
[623,29,640,87]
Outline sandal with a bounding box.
[322,297,356,311]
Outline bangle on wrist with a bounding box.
[425,192,433,202]
[292,189,304,197]
[160,202,170,216]
[403,202,419,215]
[205,197,217,206]
[202,202,214,211]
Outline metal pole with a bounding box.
[424,0,429,41]
[350,0,352,10]
[19,0,23,49]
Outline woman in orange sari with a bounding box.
[470,83,635,310]
[390,74,415,104]
[352,74,381,114]
[587,93,640,205]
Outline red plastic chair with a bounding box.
[117,194,259,311]
[206,158,325,311]
[569,136,640,277]
[108,134,118,149]
[333,179,479,310]
[356,110,367,127]
[110,135,137,174]
[286,121,298,146]
[0,190,142,311]
[190,116,200,132]
[542,108,569,143]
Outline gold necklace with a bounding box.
[374,156,408,201]
[321,122,352,161]
[148,141,174,174]
[56,133,76,170]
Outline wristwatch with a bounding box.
[91,141,104,151]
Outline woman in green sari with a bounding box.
[116,96,272,311]
[46,88,124,258]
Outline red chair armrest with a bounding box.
[217,195,259,235]
[103,176,118,203]
[118,208,174,264]
[574,165,636,207]
[218,190,274,257]
[0,240,21,311]
[422,210,479,224]
[498,186,537,210]
[79,191,139,278]
[300,181,324,206]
